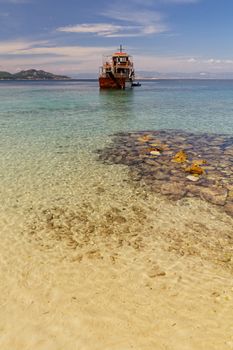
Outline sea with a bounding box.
[0,79,233,256]
[1,79,233,350]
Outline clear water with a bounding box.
[1,80,233,350]
[0,79,233,224]
[1,80,233,142]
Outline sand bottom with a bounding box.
[1,164,233,350]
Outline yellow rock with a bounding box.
[185,164,204,175]
[192,159,207,166]
[150,143,169,151]
[138,135,151,143]
[172,150,188,163]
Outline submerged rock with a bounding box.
[97,129,233,217]
[161,182,187,200]
[150,150,161,156]
[185,164,204,175]
[224,202,233,217]
[138,135,152,143]
[186,175,200,182]
[200,187,228,206]
[172,150,188,163]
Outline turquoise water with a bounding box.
[1,80,233,142]
[1,80,233,350]
[0,79,233,214]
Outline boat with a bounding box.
[132,82,141,87]
[99,46,135,89]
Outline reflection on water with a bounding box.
[99,88,135,119]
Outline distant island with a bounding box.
[0,69,71,80]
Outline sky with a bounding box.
[0,0,233,77]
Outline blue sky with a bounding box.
[0,0,233,77]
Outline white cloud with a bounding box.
[0,39,116,74]
[186,57,233,66]
[136,54,233,73]
[0,40,49,54]
[102,5,168,36]
[57,20,167,38]
[206,58,223,64]
[57,3,168,38]
[187,58,197,63]
[57,23,124,37]
[1,39,233,75]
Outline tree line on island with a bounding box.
[0,69,71,80]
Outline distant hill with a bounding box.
[0,69,71,80]
[0,71,13,79]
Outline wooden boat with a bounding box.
[99,46,135,89]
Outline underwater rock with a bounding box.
[144,158,159,166]
[149,180,165,193]
[97,129,233,216]
[154,170,170,181]
[185,164,204,175]
[171,150,188,163]
[186,185,206,198]
[201,187,228,206]
[150,150,161,156]
[224,202,233,217]
[186,175,200,182]
[138,135,152,143]
[161,182,187,200]
[192,159,207,166]
[224,147,233,156]
[228,190,233,200]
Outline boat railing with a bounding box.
[114,62,133,69]
[114,72,132,79]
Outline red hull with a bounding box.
[99,77,126,89]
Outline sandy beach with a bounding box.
[1,161,233,350]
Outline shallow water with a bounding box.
[1,80,233,349]
[1,79,233,231]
